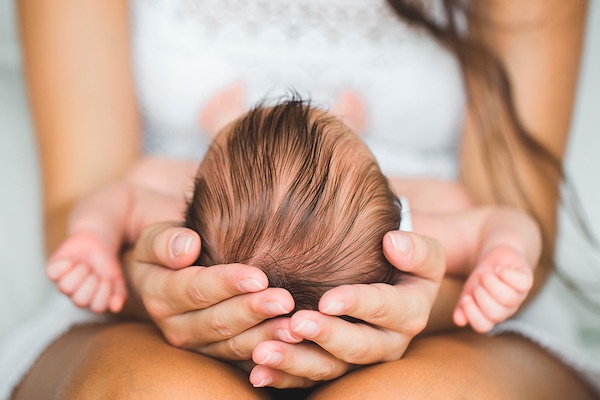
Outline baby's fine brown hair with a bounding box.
[185,97,401,311]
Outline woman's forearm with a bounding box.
[18,0,140,253]
[424,276,464,333]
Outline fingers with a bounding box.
[482,270,529,306]
[108,278,128,313]
[383,231,445,284]
[90,280,111,313]
[455,267,533,333]
[250,365,316,389]
[453,306,468,327]
[46,259,73,280]
[130,224,295,350]
[498,267,534,293]
[319,283,429,338]
[56,263,89,294]
[62,268,126,314]
[71,274,99,307]
[139,263,271,317]
[457,294,495,333]
[280,233,446,366]
[160,287,294,349]
[320,232,445,334]
[134,222,202,270]
[200,318,301,361]
[289,309,406,364]
[250,341,350,388]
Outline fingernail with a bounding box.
[294,319,319,337]
[258,351,282,365]
[253,377,273,388]
[238,278,266,292]
[172,233,193,257]
[265,301,289,315]
[276,329,299,343]
[322,301,345,315]
[390,232,411,255]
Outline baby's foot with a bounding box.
[46,230,127,313]
[453,245,534,333]
[200,83,246,140]
[332,90,367,136]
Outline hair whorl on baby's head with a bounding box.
[185,95,401,312]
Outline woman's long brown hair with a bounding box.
[387,0,565,272]
[388,1,600,309]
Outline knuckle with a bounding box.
[367,285,391,321]
[208,309,235,338]
[382,341,406,362]
[486,307,505,322]
[143,297,170,320]
[343,343,371,364]
[494,291,512,306]
[185,281,209,307]
[163,328,188,348]
[370,302,390,321]
[311,363,338,381]
[404,314,428,336]
[224,337,251,360]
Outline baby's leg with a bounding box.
[453,245,534,333]
[47,230,125,313]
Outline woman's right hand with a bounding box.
[244,231,446,388]
[123,222,297,352]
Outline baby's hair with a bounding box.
[185,96,401,311]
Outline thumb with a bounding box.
[135,222,201,269]
[383,231,445,283]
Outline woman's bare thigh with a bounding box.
[310,331,596,400]
[12,321,271,400]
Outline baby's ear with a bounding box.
[331,90,367,136]
[200,82,246,140]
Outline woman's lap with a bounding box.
[312,332,596,400]
[13,322,596,400]
[12,322,269,400]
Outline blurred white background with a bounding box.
[0,1,598,342]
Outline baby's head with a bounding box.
[185,97,401,311]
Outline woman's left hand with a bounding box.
[200,231,445,388]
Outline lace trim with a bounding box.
[136,0,438,44]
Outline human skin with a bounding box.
[47,101,537,334]
[15,0,595,398]
[14,226,595,399]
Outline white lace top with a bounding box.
[129,0,466,179]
